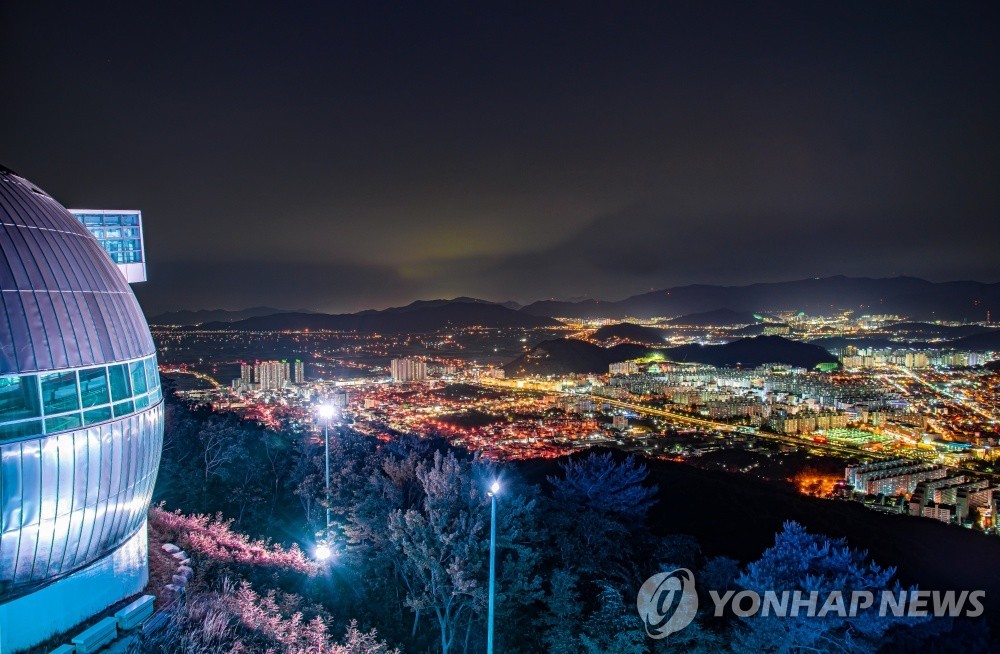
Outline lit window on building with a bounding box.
[69,209,147,282]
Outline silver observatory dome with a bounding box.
[0,166,163,618]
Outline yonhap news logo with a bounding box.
[636,568,698,639]
[636,569,987,640]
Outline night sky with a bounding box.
[1,2,998,314]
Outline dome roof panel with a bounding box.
[0,166,155,374]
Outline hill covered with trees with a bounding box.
[145,389,995,652]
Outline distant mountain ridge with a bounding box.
[808,329,1000,353]
[665,308,764,327]
[939,330,1000,352]
[354,297,520,314]
[519,276,1000,321]
[592,323,668,344]
[150,306,315,325]
[882,322,995,339]
[504,336,837,376]
[664,337,837,369]
[158,276,1000,328]
[200,299,558,332]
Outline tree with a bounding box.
[548,452,658,526]
[649,612,732,654]
[733,521,929,654]
[197,418,240,483]
[698,556,740,596]
[222,438,269,527]
[544,452,659,582]
[138,579,400,654]
[386,451,490,654]
[537,568,583,654]
[260,428,295,523]
[290,433,327,536]
[578,582,647,654]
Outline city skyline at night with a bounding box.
[2,2,999,652]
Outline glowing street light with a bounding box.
[314,543,332,562]
[487,480,500,654]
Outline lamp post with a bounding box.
[317,404,335,551]
[487,480,500,654]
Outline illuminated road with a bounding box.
[589,391,1000,482]
[475,377,892,461]
[160,366,223,389]
[589,395,893,460]
[895,366,999,424]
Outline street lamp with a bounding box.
[317,404,335,538]
[487,480,500,654]
[314,543,332,562]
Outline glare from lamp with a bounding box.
[315,544,333,561]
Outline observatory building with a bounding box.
[0,166,163,651]
[68,209,147,283]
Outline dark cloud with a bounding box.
[463,203,1000,302]
[1,2,998,312]
[134,260,420,316]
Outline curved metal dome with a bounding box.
[0,166,163,619]
[0,165,155,375]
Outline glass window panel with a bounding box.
[0,375,41,420]
[108,364,131,402]
[134,395,149,410]
[113,400,135,418]
[122,228,139,238]
[103,214,122,226]
[40,371,79,414]
[122,214,139,226]
[104,228,122,238]
[0,419,42,441]
[144,358,158,391]
[45,413,82,433]
[83,406,113,425]
[78,367,110,408]
[129,361,147,395]
[81,214,102,226]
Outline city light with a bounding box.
[7,2,999,649]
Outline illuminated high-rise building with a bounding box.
[0,166,163,651]
[293,360,305,384]
[390,358,427,382]
[255,360,291,390]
